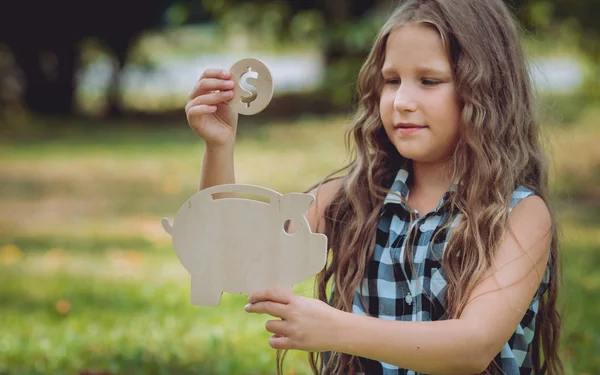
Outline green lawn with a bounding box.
[0,114,598,374]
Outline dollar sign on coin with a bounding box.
[229,58,274,115]
[240,67,258,107]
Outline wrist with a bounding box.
[205,139,235,155]
[329,309,356,353]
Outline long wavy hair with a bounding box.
[276,0,563,374]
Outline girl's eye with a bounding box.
[385,78,400,85]
[422,79,441,86]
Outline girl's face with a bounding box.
[379,23,461,164]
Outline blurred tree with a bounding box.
[1,0,598,117]
[199,0,600,110]
[198,0,392,109]
[0,0,174,116]
[513,0,600,100]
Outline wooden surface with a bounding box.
[162,184,328,306]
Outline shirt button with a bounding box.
[405,294,413,305]
[407,371,415,375]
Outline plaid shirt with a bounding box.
[350,168,551,375]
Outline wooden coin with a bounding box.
[229,58,274,115]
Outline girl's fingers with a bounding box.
[185,90,234,112]
[201,68,231,80]
[186,104,217,117]
[248,287,294,304]
[189,69,232,99]
[189,78,235,99]
[245,301,288,319]
[265,319,290,336]
[269,335,293,350]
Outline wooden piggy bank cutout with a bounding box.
[161,184,328,306]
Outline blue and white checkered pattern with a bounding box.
[350,168,551,375]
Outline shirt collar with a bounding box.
[382,168,410,205]
[382,167,459,212]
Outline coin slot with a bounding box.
[211,193,270,205]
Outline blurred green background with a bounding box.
[0,1,598,374]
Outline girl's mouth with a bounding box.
[395,123,427,134]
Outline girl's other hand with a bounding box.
[245,288,343,352]
[185,69,239,148]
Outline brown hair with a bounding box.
[278,0,562,374]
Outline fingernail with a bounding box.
[225,80,234,88]
[244,303,251,311]
[222,70,228,78]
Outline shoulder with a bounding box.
[306,178,344,234]
[476,190,553,288]
[509,187,551,232]
[503,191,553,274]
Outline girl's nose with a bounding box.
[394,85,417,113]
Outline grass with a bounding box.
[0,112,599,374]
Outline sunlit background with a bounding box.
[0,1,598,374]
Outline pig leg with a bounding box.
[190,273,223,306]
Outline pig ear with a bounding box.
[283,193,315,214]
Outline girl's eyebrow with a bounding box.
[380,64,450,76]
[381,66,396,75]
[415,65,449,76]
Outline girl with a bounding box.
[185,0,562,374]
